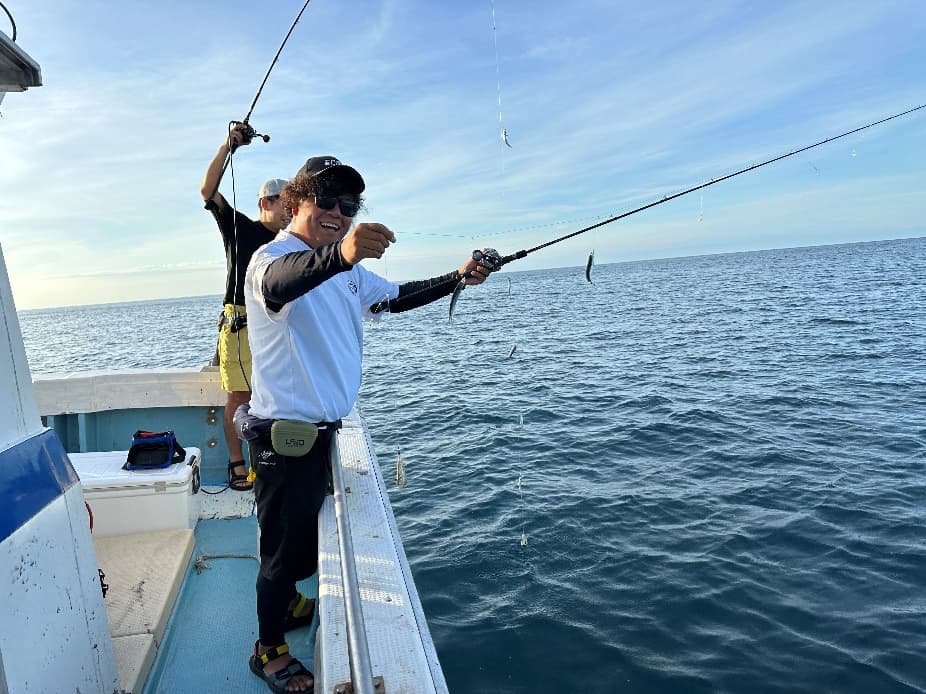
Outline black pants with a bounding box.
[252,428,333,646]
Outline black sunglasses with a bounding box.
[314,194,361,218]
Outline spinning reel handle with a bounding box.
[228,120,271,152]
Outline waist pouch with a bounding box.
[270,420,318,457]
[124,430,186,470]
[234,404,330,457]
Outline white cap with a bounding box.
[258,178,289,199]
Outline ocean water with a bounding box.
[19,237,926,693]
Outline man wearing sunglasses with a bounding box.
[201,123,293,493]
[239,155,495,693]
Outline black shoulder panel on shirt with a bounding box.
[261,243,352,312]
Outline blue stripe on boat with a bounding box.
[0,429,79,543]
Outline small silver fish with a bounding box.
[395,448,406,488]
[507,344,517,359]
[502,127,512,148]
[448,281,465,323]
[585,250,595,284]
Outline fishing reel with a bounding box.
[471,248,503,271]
[228,313,247,333]
[228,120,270,152]
[450,248,504,323]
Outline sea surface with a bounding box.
[19,237,926,693]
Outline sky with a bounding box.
[1,0,924,310]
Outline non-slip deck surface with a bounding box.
[95,528,194,693]
[141,515,318,694]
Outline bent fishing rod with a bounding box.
[437,103,926,321]
[206,0,313,202]
[475,103,926,272]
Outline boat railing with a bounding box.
[329,431,380,694]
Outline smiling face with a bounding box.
[282,172,364,248]
[290,195,353,247]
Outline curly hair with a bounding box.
[280,173,365,213]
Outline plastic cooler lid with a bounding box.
[70,448,199,489]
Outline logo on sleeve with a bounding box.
[347,279,358,295]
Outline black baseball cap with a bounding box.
[296,156,365,193]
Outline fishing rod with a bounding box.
[441,103,926,321]
[487,103,926,271]
[206,0,313,202]
[209,0,313,397]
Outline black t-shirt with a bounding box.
[206,196,277,306]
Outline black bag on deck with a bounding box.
[124,430,186,470]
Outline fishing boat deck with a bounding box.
[141,514,319,694]
[86,477,316,694]
[95,528,194,692]
[34,369,448,693]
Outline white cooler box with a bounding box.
[69,447,202,537]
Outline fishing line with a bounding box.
[493,103,926,269]
[211,0,313,477]
[490,0,512,151]
[205,0,314,202]
[516,413,527,547]
[362,213,614,241]
[226,144,251,393]
[395,103,925,321]
[210,1,313,392]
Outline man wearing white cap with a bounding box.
[200,122,292,491]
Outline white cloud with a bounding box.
[3,0,924,308]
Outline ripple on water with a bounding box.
[19,238,926,693]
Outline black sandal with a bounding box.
[249,641,314,693]
[228,460,253,491]
[284,593,316,632]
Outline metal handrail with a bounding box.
[329,431,377,694]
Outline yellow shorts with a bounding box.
[218,304,252,392]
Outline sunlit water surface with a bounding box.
[21,237,926,693]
